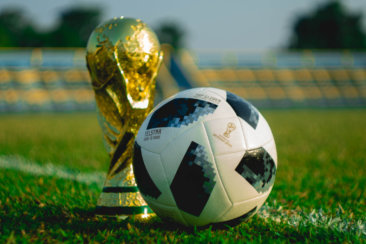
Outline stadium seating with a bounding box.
[179,50,366,108]
[0,48,365,112]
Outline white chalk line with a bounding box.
[259,203,365,237]
[0,155,105,186]
[0,155,364,236]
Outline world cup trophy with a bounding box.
[86,17,163,218]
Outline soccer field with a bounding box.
[0,109,365,242]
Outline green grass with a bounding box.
[0,110,365,243]
[0,113,108,172]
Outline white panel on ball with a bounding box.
[175,87,227,118]
[160,122,212,183]
[147,200,187,225]
[204,117,246,156]
[159,140,182,186]
[175,87,224,102]
[263,139,278,167]
[203,87,227,99]
[214,152,259,203]
[219,192,270,222]
[136,127,177,153]
[179,177,232,226]
[239,113,274,150]
[140,148,176,206]
[184,89,227,119]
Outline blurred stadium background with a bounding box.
[0,0,365,112]
[0,48,365,112]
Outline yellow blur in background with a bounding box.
[0,47,365,112]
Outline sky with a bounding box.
[0,0,365,51]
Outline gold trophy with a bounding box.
[86,17,163,218]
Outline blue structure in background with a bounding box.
[169,56,193,89]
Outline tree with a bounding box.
[289,0,366,50]
[50,7,101,47]
[155,21,185,52]
[0,8,35,46]
[0,7,101,47]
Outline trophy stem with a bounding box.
[95,163,153,218]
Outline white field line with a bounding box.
[0,155,365,236]
[258,203,365,237]
[0,155,105,186]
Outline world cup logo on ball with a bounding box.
[86,17,163,218]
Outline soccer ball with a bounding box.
[133,87,277,226]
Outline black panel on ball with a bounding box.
[235,147,276,193]
[147,98,217,129]
[226,91,259,129]
[133,142,161,199]
[170,141,216,217]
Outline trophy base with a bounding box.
[95,186,154,219]
[95,206,154,220]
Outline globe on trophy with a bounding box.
[86,17,163,218]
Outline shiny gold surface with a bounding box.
[86,17,163,216]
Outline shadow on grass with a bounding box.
[1,199,360,242]
[2,202,119,234]
[1,194,236,232]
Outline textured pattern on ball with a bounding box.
[133,142,162,199]
[147,98,217,129]
[134,88,277,226]
[226,91,259,129]
[170,141,216,216]
[235,147,276,193]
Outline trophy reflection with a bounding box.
[86,17,163,218]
